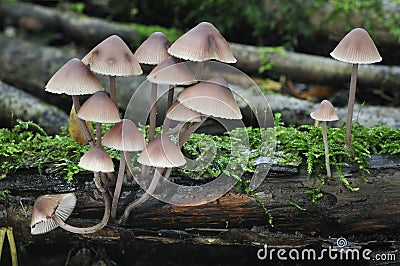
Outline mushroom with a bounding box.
[147,56,197,129]
[134,32,171,141]
[120,134,186,223]
[102,119,146,221]
[77,91,121,147]
[330,28,381,151]
[167,21,237,78]
[133,32,171,65]
[177,76,242,120]
[310,100,339,178]
[31,193,110,235]
[82,35,143,108]
[45,58,104,146]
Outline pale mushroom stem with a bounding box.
[321,121,332,178]
[109,75,118,108]
[119,167,163,224]
[96,122,102,146]
[72,95,94,147]
[94,171,106,193]
[163,85,174,130]
[110,151,126,222]
[53,188,110,234]
[178,116,207,147]
[345,63,358,151]
[149,82,157,141]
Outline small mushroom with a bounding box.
[134,32,171,141]
[121,134,186,223]
[310,100,339,178]
[168,22,236,79]
[82,35,143,108]
[77,91,121,147]
[45,58,104,146]
[31,192,110,235]
[177,76,242,120]
[147,56,197,129]
[330,28,381,151]
[102,119,146,221]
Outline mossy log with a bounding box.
[1,1,400,102]
[1,155,400,243]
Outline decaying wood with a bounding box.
[0,80,68,134]
[1,154,400,246]
[0,1,400,101]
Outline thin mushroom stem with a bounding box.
[119,167,163,224]
[94,171,106,193]
[178,116,207,148]
[72,95,94,147]
[345,63,358,151]
[53,188,110,234]
[96,122,102,146]
[321,121,332,178]
[163,85,174,130]
[110,151,126,222]
[149,82,157,141]
[109,75,118,108]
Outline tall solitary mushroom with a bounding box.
[330,28,381,151]
[310,100,339,178]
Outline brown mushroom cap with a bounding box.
[168,22,237,63]
[102,119,146,151]
[137,134,186,168]
[177,76,242,119]
[82,35,143,76]
[45,58,104,95]
[330,28,382,64]
[310,100,339,121]
[77,91,121,123]
[147,56,196,85]
[166,101,202,122]
[78,146,114,172]
[134,32,171,65]
[31,193,77,235]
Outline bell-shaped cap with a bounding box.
[177,77,242,119]
[166,101,202,122]
[134,32,171,65]
[45,58,104,95]
[102,119,146,151]
[31,193,77,235]
[147,56,196,85]
[82,35,143,76]
[78,146,114,172]
[330,28,382,64]
[310,100,339,121]
[168,22,237,63]
[77,91,121,123]
[137,134,186,168]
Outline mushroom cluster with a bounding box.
[31,22,241,234]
